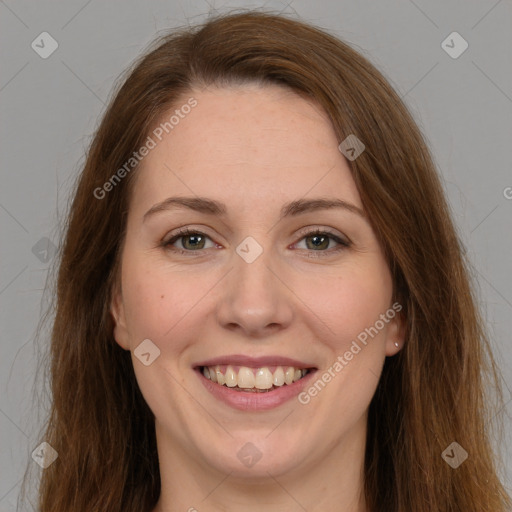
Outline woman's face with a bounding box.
[111,83,404,480]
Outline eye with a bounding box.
[161,227,351,257]
[293,228,351,258]
[162,228,216,255]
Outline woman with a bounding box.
[22,10,511,512]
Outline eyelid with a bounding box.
[163,224,350,243]
[294,225,351,245]
[161,225,351,256]
[162,227,218,252]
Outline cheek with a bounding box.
[121,259,219,345]
[314,262,393,349]
[122,272,186,342]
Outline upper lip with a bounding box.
[194,354,316,369]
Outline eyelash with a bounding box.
[161,227,351,258]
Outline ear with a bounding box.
[385,305,406,356]
[110,282,130,351]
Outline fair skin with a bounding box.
[111,83,405,512]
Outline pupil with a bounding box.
[309,235,327,249]
[185,234,203,249]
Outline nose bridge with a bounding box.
[215,234,293,334]
[232,235,278,307]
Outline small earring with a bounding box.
[394,342,399,348]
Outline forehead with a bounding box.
[130,84,362,216]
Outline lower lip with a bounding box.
[196,368,317,411]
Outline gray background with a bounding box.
[1,0,511,509]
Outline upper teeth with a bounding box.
[202,365,308,389]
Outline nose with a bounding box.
[215,242,294,338]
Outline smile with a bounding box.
[194,355,318,411]
[200,364,311,392]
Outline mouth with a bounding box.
[193,356,318,411]
[197,364,314,392]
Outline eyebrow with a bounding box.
[143,196,367,223]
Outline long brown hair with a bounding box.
[20,9,510,511]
